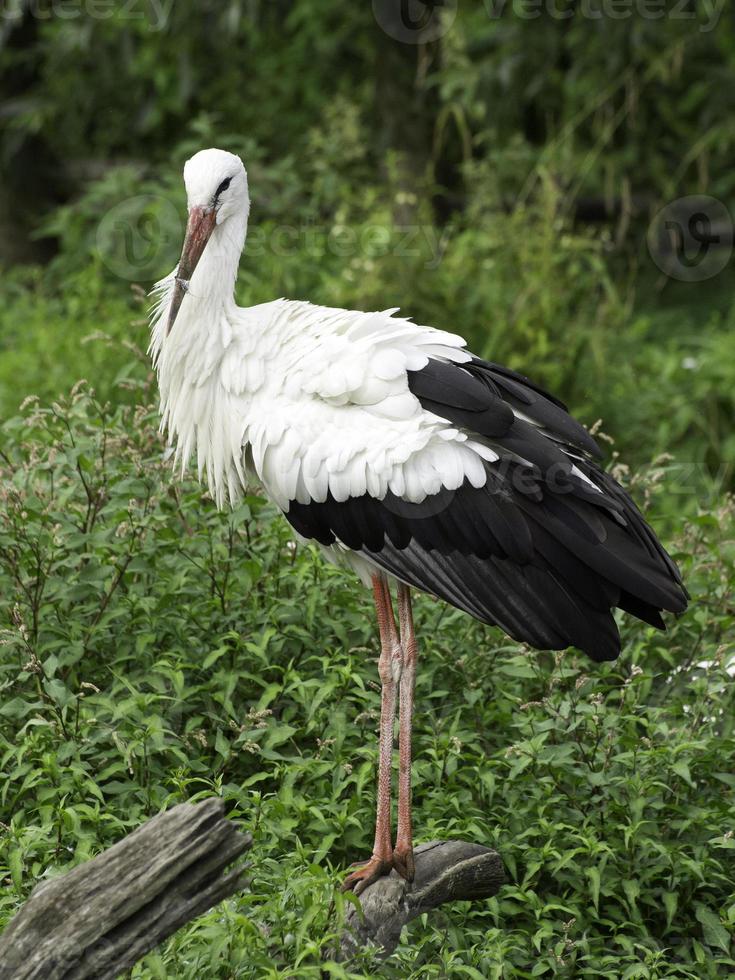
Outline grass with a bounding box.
[0,383,733,978]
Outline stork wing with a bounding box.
[237,304,687,662]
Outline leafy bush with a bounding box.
[0,264,147,418]
[5,4,735,215]
[0,381,733,978]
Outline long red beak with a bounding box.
[166,205,217,335]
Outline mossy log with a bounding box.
[0,798,251,980]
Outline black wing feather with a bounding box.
[468,359,603,458]
[283,355,688,663]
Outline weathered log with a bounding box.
[0,798,251,980]
[340,840,505,960]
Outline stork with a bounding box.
[149,148,688,894]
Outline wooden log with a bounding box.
[340,840,505,960]
[0,798,251,980]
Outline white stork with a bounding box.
[149,148,688,894]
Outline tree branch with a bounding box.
[0,798,251,980]
[340,840,505,960]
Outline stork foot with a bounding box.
[392,844,415,883]
[341,855,393,896]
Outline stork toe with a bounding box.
[392,844,415,883]
[341,855,393,896]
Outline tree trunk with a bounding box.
[0,798,251,980]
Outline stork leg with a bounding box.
[342,572,402,895]
[393,582,417,882]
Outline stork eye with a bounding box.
[214,176,232,199]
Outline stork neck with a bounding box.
[177,210,248,341]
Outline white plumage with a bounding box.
[149,147,686,893]
[151,290,495,501]
[149,151,498,573]
[151,290,497,583]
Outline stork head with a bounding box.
[167,148,249,334]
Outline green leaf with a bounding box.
[623,878,640,913]
[202,646,228,670]
[214,729,230,760]
[621,966,649,980]
[672,760,695,787]
[587,866,600,912]
[663,890,678,930]
[43,678,75,709]
[713,772,735,787]
[8,847,23,892]
[695,903,731,953]
[0,697,34,719]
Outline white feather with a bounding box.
[151,149,553,534]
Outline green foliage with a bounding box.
[5,3,735,207]
[0,264,145,418]
[0,385,733,977]
[2,4,735,975]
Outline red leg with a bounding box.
[342,573,402,895]
[393,583,417,882]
